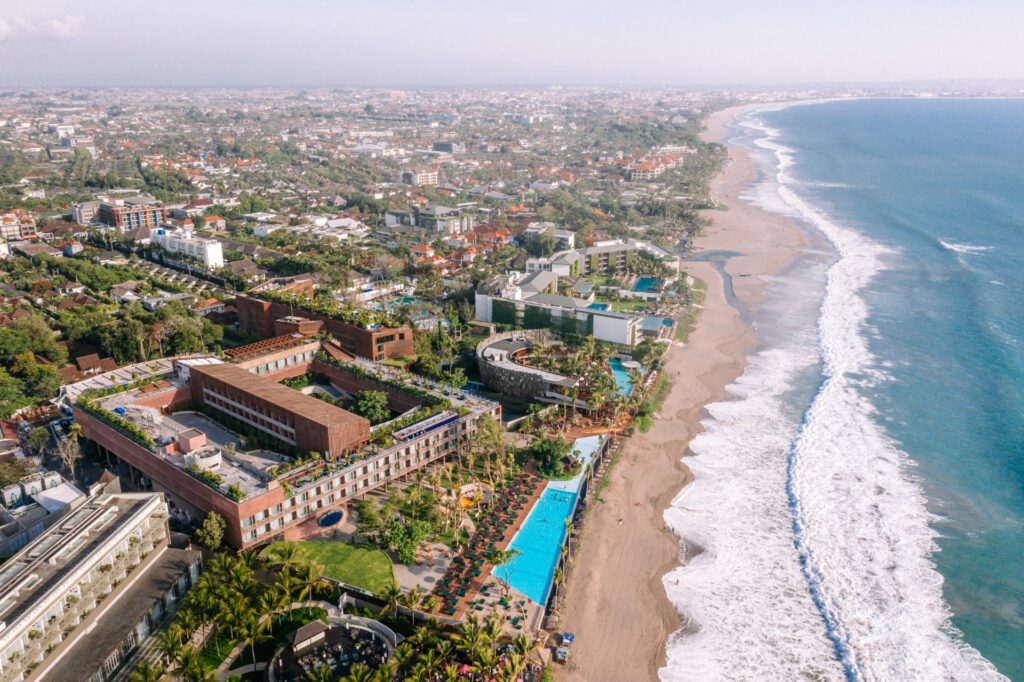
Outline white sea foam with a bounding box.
[661,112,1006,682]
[940,240,994,255]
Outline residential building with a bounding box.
[151,228,224,269]
[71,201,100,226]
[400,167,439,186]
[0,211,36,241]
[97,197,166,231]
[523,222,576,250]
[432,141,465,154]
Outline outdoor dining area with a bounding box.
[270,619,392,681]
[431,471,544,623]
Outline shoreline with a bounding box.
[553,104,805,681]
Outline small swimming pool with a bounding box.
[494,436,603,604]
[633,277,663,293]
[318,511,343,527]
[586,303,609,311]
[608,357,643,397]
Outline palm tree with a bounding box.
[488,548,522,599]
[128,661,165,682]
[402,586,425,627]
[264,542,301,575]
[178,645,215,681]
[305,667,334,682]
[238,611,265,672]
[379,584,403,620]
[343,663,375,682]
[453,614,485,659]
[274,569,300,604]
[156,628,183,668]
[258,586,291,637]
[391,641,415,672]
[471,647,499,677]
[297,560,324,602]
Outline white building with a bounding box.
[474,271,642,346]
[0,493,201,682]
[152,228,224,269]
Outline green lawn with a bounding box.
[264,541,395,594]
[592,295,653,314]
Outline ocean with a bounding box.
[662,99,1024,681]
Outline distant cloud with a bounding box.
[40,15,84,40]
[0,14,84,43]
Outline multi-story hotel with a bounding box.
[151,227,224,270]
[96,197,166,231]
[235,277,414,361]
[64,339,500,550]
[0,492,200,682]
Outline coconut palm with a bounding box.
[258,586,291,637]
[379,583,403,620]
[342,663,375,682]
[297,560,324,602]
[264,542,301,575]
[156,628,183,668]
[402,586,425,627]
[488,548,522,599]
[128,661,165,682]
[453,614,485,659]
[391,641,415,671]
[471,647,499,677]
[305,664,334,682]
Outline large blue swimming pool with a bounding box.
[493,436,603,604]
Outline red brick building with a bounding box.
[235,294,414,361]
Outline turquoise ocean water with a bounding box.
[661,100,1022,681]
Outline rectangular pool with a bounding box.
[492,435,604,604]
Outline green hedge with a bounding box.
[74,395,156,448]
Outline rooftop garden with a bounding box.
[253,287,400,328]
[76,380,166,450]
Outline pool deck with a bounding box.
[426,471,548,631]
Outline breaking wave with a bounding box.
[660,111,1006,682]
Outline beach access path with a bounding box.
[553,104,806,682]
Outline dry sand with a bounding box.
[554,105,805,682]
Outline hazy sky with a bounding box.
[1,0,1022,87]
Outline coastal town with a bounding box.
[3,77,1022,682]
[0,86,740,682]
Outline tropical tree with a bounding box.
[379,584,403,620]
[306,664,334,682]
[264,541,301,574]
[156,627,183,668]
[488,548,522,599]
[297,560,324,602]
[128,661,165,682]
[195,511,226,550]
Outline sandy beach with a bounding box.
[553,105,805,682]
